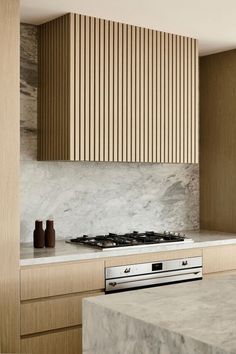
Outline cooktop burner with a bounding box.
[67,231,193,250]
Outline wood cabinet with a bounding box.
[0,1,20,352]
[200,50,236,232]
[21,259,104,300]
[203,245,236,274]
[20,260,104,354]
[21,291,103,335]
[20,245,236,353]
[38,13,199,163]
[21,327,82,354]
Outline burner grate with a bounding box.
[69,231,189,249]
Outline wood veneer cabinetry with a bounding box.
[203,245,236,274]
[0,0,20,352]
[20,246,236,353]
[21,327,82,354]
[21,291,103,335]
[200,50,236,232]
[38,13,199,163]
[21,259,104,300]
[20,260,104,354]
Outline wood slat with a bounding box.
[38,13,199,163]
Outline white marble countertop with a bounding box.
[83,274,236,354]
[20,229,236,266]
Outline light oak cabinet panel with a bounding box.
[21,260,104,300]
[203,245,236,274]
[200,51,236,232]
[0,0,20,352]
[21,291,103,335]
[21,327,82,354]
[38,13,199,163]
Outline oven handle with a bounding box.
[106,267,202,291]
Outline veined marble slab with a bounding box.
[83,274,236,354]
[20,229,236,266]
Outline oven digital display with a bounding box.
[152,263,163,271]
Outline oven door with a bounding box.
[105,267,202,293]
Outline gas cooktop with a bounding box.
[67,231,193,250]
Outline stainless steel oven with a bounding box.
[105,256,202,293]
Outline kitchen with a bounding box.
[1,0,236,353]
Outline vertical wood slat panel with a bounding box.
[99,19,104,161]
[172,35,177,163]
[109,21,114,161]
[152,30,157,163]
[148,30,153,163]
[131,25,136,162]
[38,14,73,161]
[80,15,85,161]
[113,22,118,162]
[160,32,165,163]
[90,17,95,161]
[85,16,90,161]
[168,34,173,163]
[94,18,100,161]
[195,40,199,163]
[139,27,144,163]
[122,24,127,162]
[39,14,199,163]
[156,32,161,163]
[104,20,109,162]
[118,23,123,162]
[127,25,132,162]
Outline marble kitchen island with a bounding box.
[83,274,236,354]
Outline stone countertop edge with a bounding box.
[82,277,236,354]
[20,229,236,266]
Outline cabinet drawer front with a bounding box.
[105,248,202,267]
[203,245,236,274]
[21,327,82,354]
[21,260,104,300]
[21,291,103,335]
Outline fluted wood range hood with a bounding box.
[38,13,198,163]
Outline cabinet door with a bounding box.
[21,260,104,300]
[21,327,82,354]
[21,291,104,335]
[203,245,236,274]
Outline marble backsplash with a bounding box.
[20,23,199,243]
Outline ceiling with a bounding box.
[20,0,236,56]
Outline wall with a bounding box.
[20,23,199,243]
[200,50,236,232]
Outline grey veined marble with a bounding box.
[20,23,199,243]
[83,275,236,354]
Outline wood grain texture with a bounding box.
[39,13,199,163]
[21,260,104,300]
[21,327,82,354]
[200,50,236,231]
[38,14,74,160]
[105,248,202,267]
[0,0,20,352]
[21,291,103,335]
[203,245,236,274]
